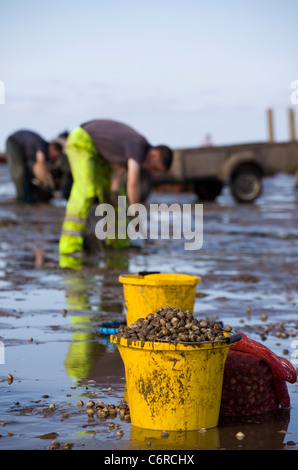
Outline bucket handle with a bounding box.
[225,333,242,344]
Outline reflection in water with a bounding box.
[63,269,105,380]
[33,247,45,268]
[128,425,220,450]
[218,408,290,450]
[125,408,290,450]
[62,249,129,382]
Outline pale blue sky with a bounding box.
[0,0,297,151]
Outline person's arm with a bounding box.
[126,158,141,205]
[111,166,126,193]
[32,151,54,188]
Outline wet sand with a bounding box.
[0,164,297,451]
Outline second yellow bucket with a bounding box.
[119,273,201,325]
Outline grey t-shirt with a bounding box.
[81,119,151,167]
[9,130,48,166]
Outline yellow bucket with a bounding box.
[119,273,201,325]
[110,335,239,431]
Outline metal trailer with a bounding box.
[147,109,298,203]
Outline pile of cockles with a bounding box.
[113,306,233,344]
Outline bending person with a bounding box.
[6,129,66,203]
[59,119,172,259]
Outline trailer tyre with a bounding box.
[194,178,223,201]
[231,168,262,202]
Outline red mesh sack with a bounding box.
[220,332,297,417]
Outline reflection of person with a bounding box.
[5,130,70,203]
[62,270,101,381]
[62,258,126,381]
[59,119,173,260]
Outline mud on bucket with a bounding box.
[110,334,241,431]
[119,273,201,326]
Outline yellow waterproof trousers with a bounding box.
[59,127,130,261]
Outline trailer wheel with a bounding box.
[194,178,223,201]
[231,168,262,202]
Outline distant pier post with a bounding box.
[267,109,274,142]
[289,108,296,142]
